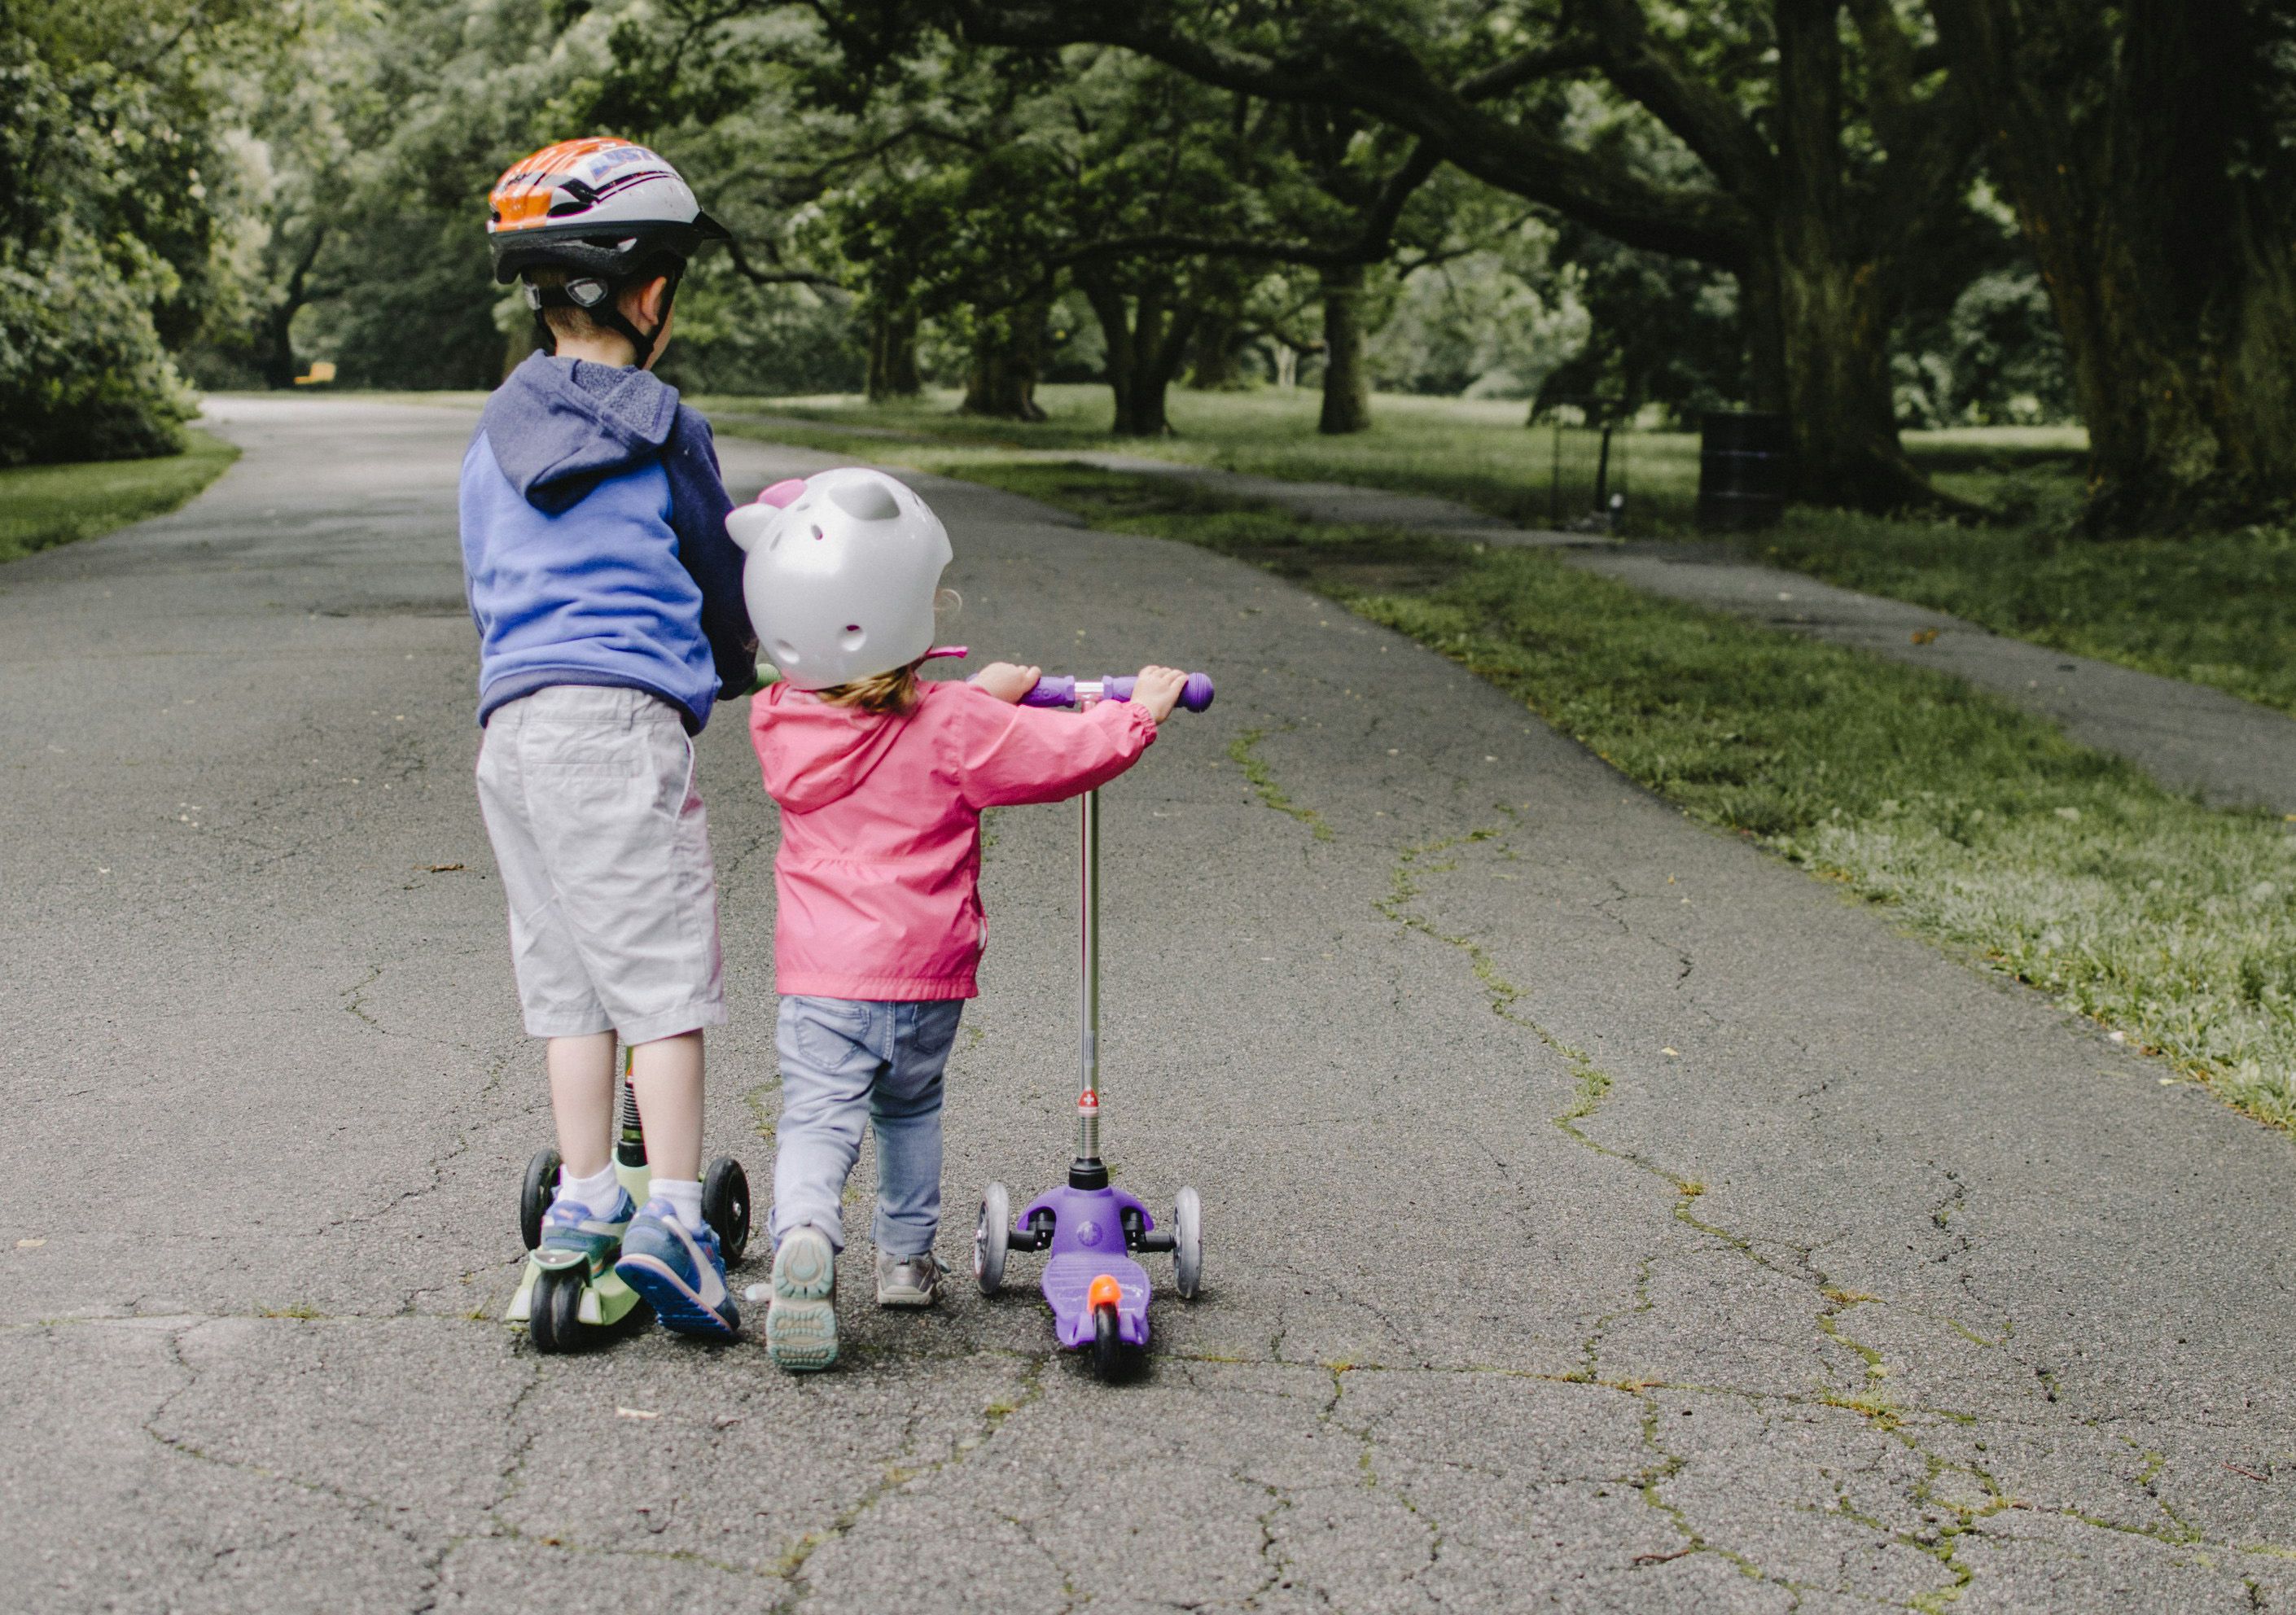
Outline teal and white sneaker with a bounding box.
[537,1188,635,1279]
[614,1199,739,1339]
[765,1225,839,1372]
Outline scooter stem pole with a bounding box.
[1077,785,1101,1165]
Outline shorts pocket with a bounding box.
[525,721,643,777]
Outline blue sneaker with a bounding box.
[615,1199,739,1339]
[537,1187,634,1279]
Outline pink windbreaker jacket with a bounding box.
[750,679,1157,1000]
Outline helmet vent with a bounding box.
[828,479,900,520]
[810,525,824,541]
[840,625,866,650]
[773,639,800,664]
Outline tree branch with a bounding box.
[724,237,848,292]
[1577,0,1776,203]
[1845,0,1919,139]
[949,0,1755,265]
[1454,42,1602,102]
[1054,138,1439,273]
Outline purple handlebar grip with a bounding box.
[1019,673,1214,712]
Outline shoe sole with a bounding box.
[767,1238,839,1372]
[615,1254,738,1340]
[876,1285,940,1308]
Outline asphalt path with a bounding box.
[6,395,2295,1613]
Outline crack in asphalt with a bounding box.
[771,1350,1050,1612]
[1341,787,2296,1608]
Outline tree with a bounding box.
[1927,0,2296,532]
[1372,229,1592,402]
[0,0,270,460]
[949,0,1986,512]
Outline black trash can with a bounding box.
[1698,411,1792,531]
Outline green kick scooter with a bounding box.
[506,1050,753,1352]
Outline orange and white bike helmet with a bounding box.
[487,137,732,366]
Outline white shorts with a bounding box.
[475,685,727,1044]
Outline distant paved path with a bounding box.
[5,396,2295,1614]
[1080,452,2296,815]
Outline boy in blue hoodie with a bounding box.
[462,138,751,1338]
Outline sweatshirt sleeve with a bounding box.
[954,688,1157,809]
[663,407,758,701]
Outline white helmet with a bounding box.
[727,469,952,689]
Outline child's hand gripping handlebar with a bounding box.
[1021,673,1216,712]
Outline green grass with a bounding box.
[0,429,240,565]
[698,382,2085,525]
[703,386,2294,719]
[949,458,2296,1130]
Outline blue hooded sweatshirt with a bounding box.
[459,352,755,732]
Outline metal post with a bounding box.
[1076,786,1102,1169]
[1549,414,1562,527]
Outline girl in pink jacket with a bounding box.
[729,467,1185,1371]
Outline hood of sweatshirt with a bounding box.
[476,352,682,516]
[751,681,919,812]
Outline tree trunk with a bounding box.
[1757,0,1970,512]
[1080,273,1199,436]
[958,300,1047,421]
[1748,236,1950,511]
[1317,265,1373,435]
[1186,309,1249,390]
[261,227,331,390]
[1931,0,2296,532]
[866,306,921,402]
[260,307,300,389]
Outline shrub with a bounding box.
[0,236,195,466]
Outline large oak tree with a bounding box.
[1927,0,2296,532]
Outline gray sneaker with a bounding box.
[765,1225,839,1372]
[876,1249,944,1308]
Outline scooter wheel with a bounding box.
[974,1182,1010,1296]
[530,1264,585,1354]
[1172,1185,1203,1301]
[519,1148,563,1252]
[1090,1304,1136,1382]
[703,1156,752,1264]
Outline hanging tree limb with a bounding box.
[947,0,1755,265]
[723,237,849,293]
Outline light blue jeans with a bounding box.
[769,996,966,1259]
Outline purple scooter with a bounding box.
[972,670,1215,1380]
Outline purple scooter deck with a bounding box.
[1019,1183,1155,1348]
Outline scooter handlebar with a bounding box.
[1021,672,1215,712]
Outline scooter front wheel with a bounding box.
[1090,1304,1137,1382]
[975,1182,1010,1295]
[1172,1186,1203,1300]
[529,1264,585,1354]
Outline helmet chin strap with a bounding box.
[525,265,684,368]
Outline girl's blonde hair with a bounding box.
[817,658,923,717]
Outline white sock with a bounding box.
[561,1162,621,1217]
[653,1177,705,1234]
